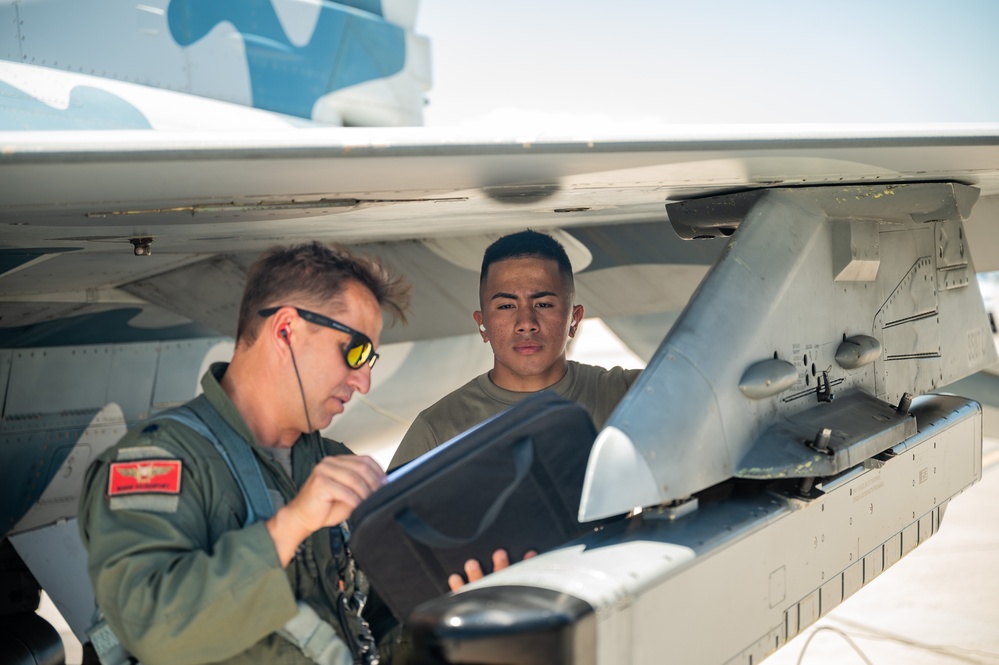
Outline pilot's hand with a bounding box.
[447,548,538,591]
[268,455,386,566]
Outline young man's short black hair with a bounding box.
[479,230,575,292]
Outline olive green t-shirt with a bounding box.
[389,361,641,470]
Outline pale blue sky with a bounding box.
[416,0,999,127]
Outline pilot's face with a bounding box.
[298,281,382,430]
[474,257,582,392]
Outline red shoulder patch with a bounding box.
[108,460,183,496]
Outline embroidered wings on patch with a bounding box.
[108,459,183,496]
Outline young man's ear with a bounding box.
[569,304,584,337]
[473,311,488,342]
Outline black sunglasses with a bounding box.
[259,306,379,370]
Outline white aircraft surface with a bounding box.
[3,1,999,664]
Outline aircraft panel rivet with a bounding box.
[130,237,153,256]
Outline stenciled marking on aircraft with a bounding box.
[0,81,151,130]
[166,0,405,119]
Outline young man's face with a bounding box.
[474,257,583,392]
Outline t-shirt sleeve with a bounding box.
[388,414,440,471]
[624,367,643,387]
[573,364,644,430]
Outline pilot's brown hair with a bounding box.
[236,241,410,345]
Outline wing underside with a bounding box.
[2,125,998,344]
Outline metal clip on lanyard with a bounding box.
[333,525,380,665]
[350,564,379,665]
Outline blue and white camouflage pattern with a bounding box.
[0,0,429,129]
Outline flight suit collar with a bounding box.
[201,361,257,447]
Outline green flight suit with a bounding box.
[78,362,391,665]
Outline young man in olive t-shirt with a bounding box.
[390,230,641,470]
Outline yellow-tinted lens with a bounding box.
[346,341,372,368]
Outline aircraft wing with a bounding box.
[3,123,999,344]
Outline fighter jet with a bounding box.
[2,1,998,663]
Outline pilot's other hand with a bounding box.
[447,548,538,591]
